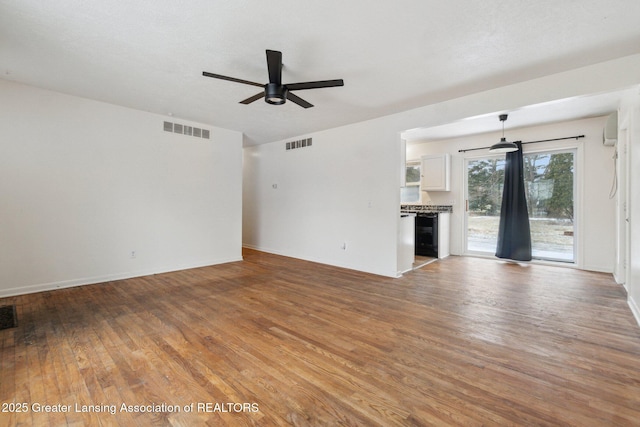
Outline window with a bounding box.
[401,161,421,203]
[466,149,576,262]
[406,161,421,185]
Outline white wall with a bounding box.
[406,116,616,273]
[243,120,401,277]
[0,79,243,297]
[620,89,640,325]
[243,54,640,278]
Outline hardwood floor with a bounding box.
[1,249,640,426]
[412,255,437,270]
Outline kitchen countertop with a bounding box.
[401,204,453,214]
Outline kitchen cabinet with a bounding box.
[421,154,450,191]
[437,212,450,258]
[397,214,415,274]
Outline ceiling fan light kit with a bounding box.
[203,50,344,108]
[265,83,286,105]
[489,114,519,153]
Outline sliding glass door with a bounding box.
[465,149,576,262]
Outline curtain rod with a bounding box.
[458,135,585,153]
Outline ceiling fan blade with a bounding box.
[286,92,313,109]
[266,50,282,85]
[286,79,344,91]
[202,71,264,88]
[239,92,265,105]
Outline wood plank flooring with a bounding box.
[1,249,640,426]
[412,255,437,270]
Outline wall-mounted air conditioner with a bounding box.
[603,111,618,146]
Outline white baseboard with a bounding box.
[243,244,398,278]
[628,295,640,328]
[582,264,614,274]
[242,243,286,257]
[0,256,243,298]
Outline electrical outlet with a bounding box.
[130,251,136,259]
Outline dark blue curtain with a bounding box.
[496,141,532,261]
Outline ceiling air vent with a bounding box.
[286,137,312,151]
[163,121,210,140]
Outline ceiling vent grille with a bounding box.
[163,121,210,140]
[285,138,312,151]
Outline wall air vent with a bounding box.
[285,137,312,151]
[163,121,210,140]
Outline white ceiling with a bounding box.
[401,89,629,143]
[2,0,640,146]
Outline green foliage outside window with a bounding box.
[543,153,574,221]
[467,159,504,216]
[468,152,573,221]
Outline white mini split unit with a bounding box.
[603,111,618,146]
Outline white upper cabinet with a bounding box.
[420,154,450,191]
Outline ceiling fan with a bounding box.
[202,49,344,109]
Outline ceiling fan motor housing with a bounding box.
[265,83,287,105]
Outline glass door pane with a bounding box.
[525,151,575,262]
[466,157,505,253]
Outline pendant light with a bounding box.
[489,114,518,153]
